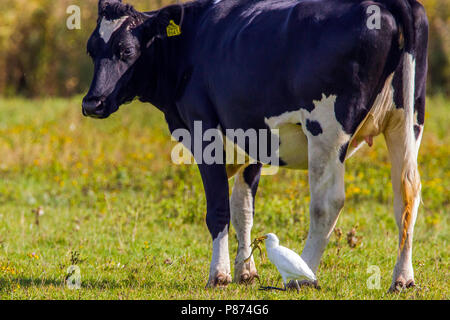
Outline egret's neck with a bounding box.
[266,240,279,249]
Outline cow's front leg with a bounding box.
[198,162,232,288]
[230,163,262,284]
[300,144,346,283]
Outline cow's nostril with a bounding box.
[82,98,102,113]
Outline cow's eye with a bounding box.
[121,48,134,60]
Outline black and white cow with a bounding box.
[82,0,428,291]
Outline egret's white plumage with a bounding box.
[262,233,316,290]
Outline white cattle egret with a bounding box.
[258,233,317,292]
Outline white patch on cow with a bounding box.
[303,94,351,147]
[230,168,257,281]
[264,94,350,168]
[264,110,303,130]
[231,170,253,259]
[99,16,128,43]
[208,224,231,283]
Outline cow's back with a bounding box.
[188,0,395,132]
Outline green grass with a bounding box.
[0,96,448,300]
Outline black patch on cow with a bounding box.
[243,163,263,216]
[339,142,349,163]
[243,163,262,193]
[301,102,315,113]
[393,63,404,109]
[415,96,426,125]
[206,210,230,240]
[414,125,421,140]
[306,119,323,136]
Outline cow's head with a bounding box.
[82,0,182,118]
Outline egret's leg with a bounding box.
[259,276,291,292]
[230,163,262,283]
[258,284,287,291]
[294,280,300,293]
[384,118,422,292]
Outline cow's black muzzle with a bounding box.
[82,97,106,118]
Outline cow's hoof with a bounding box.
[206,272,232,288]
[234,258,259,285]
[389,277,415,293]
[236,269,259,285]
[287,280,321,291]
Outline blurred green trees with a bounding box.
[423,0,450,95]
[0,0,448,97]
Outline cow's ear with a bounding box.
[98,0,122,15]
[142,4,184,42]
[99,0,138,20]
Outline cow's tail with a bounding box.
[382,0,421,252]
[400,48,420,253]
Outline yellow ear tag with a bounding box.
[166,20,181,37]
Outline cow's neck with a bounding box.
[138,1,208,114]
[139,41,183,112]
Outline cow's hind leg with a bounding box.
[230,163,262,284]
[384,114,422,292]
[300,145,346,276]
[290,146,345,289]
[294,95,349,288]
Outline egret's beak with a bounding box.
[244,235,268,263]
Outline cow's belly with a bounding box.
[222,121,309,178]
[277,123,308,169]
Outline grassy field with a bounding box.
[0,96,448,300]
